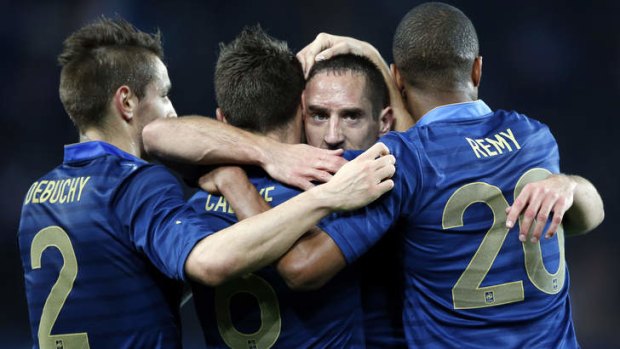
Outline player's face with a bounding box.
[134,57,177,129]
[303,72,380,150]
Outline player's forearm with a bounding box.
[218,174,271,221]
[143,116,272,167]
[186,142,395,286]
[276,228,346,290]
[217,170,343,289]
[563,175,604,235]
[185,186,334,286]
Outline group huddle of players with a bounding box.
[18,2,604,349]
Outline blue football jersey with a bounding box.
[319,100,579,348]
[341,151,406,349]
[18,141,229,349]
[188,167,365,348]
[359,230,406,349]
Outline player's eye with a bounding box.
[312,114,329,121]
[343,112,361,121]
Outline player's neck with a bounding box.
[79,122,142,158]
[263,129,300,144]
[263,120,302,144]
[406,88,477,122]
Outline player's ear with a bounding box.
[301,90,308,121]
[378,106,394,135]
[215,108,228,124]
[113,86,137,122]
[391,64,405,96]
[472,56,482,88]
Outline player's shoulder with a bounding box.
[60,141,159,181]
[379,129,424,159]
[493,108,552,133]
[119,162,179,192]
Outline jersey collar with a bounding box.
[415,100,492,127]
[64,141,144,164]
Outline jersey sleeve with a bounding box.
[535,122,560,172]
[318,135,421,264]
[187,190,240,226]
[113,165,230,281]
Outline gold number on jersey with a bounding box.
[215,273,281,349]
[516,168,566,294]
[31,226,90,349]
[442,169,566,309]
[443,183,524,309]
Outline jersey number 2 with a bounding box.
[442,168,566,309]
[31,226,90,349]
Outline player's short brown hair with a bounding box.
[58,17,163,129]
[214,24,304,133]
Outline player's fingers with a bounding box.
[294,177,315,191]
[357,142,390,161]
[315,151,347,173]
[520,189,544,243]
[315,47,335,62]
[506,188,530,229]
[374,179,395,196]
[532,193,558,242]
[530,194,556,243]
[324,148,345,156]
[296,48,316,77]
[376,165,396,183]
[308,169,333,184]
[544,199,568,239]
[316,42,358,61]
[374,161,396,182]
[197,173,218,194]
[297,33,333,76]
[371,153,396,171]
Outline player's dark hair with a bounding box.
[214,24,304,133]
[58,16,163,130]
[392,2,479,91]
[307,54,389,119]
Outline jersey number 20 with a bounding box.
[442,168,566,309]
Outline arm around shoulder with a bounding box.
[276,228,347,290]
[142,116,268,165]
[183,142,395,287]
[143,116,347,190]
[562,174,604,236]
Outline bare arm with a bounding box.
[562,175,605,235]
[198,166,267,221]
[297,33,414,131]
[275,229,346,290]
[143,116,347,190]
[506,174,604,242]
[202,164,347,290]
[185,142,396,286]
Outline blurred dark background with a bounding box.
[2,0,618,348]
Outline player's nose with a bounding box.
[324,120,344,149]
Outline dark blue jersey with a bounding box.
[188,167,365,348]
[18,141,228,349]
[320,101,579,348]
[341,151,406,349]
[358,229,406,349]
